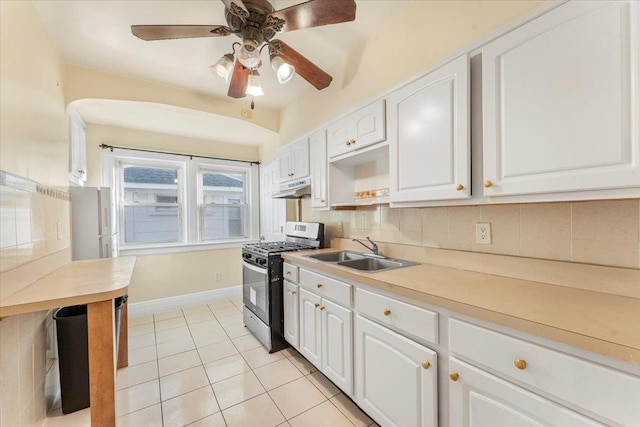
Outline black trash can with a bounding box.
[54,295,127,414]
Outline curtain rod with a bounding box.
[99,144,260,166]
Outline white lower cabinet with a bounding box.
[355,315,437,427]
[283,280,299,349]
[449,318,640,426]
[299,288,353,396]
[449,358,604,427]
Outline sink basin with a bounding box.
[306,251,366,262]
[337,257,418,272]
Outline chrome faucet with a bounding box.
[352,237,379,256]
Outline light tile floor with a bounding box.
[44,298,380,427]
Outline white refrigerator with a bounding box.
[70,186,118,260]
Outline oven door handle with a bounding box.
[242,260,268,275]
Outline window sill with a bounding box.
[118,240,258,257]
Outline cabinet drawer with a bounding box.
[356,288,437,345]
[449,318,640,426]
[283,262,298,283]
[299,269,351,307]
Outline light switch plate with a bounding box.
[476,223,492,244]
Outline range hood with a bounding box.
[272,176,311,199]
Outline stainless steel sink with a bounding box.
[337,257,418,272]
[306,251,366,262]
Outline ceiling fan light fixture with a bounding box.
[246,69,264,97]
[210,53,235,81]
[271,55,295,84]
[237,39,261,68]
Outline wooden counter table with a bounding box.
[0,256,136,426]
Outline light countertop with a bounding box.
[0,256,136,317]
[282,249,640,367]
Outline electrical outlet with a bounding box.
[214,272,221,282]
[476,222,492,244]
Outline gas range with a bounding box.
[242,241,317,257]
[242,221,324,353]
[242,221,325,262]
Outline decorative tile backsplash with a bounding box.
[302,199,640,269]
[0,170,71,273]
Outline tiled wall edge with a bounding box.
[0,170,71,201]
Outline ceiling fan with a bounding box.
[131,0,357,101]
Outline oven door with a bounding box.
[242,260,270,325]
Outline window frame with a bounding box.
[101,148,259,256]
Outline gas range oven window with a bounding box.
[242,260,269,323]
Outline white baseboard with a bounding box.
[128,285,243,318]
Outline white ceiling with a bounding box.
[35,0,409,145]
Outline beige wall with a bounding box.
[302,199,640,269]
[65,64,280,133]
[270,0,544,161]
[85,123,260,187]
[128,249,242,302]
[0,1,71,425]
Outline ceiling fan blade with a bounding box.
[131,25,232,41]
[271,40,332,90]
[228,60,250,98]
[269,0,356,33]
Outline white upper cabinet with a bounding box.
[482,1,640,197]
[278,138,309,183]
[388,54,470,204]
[327,100,386,159]
[69,111,87,185]
[309,129,329,210]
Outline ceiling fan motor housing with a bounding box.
[226,0,278,43]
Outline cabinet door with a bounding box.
[482,1,640,197]
[299,288,322,369]
[283,281,300,349]
[327,116,352,158]
[278,146,292,182]
[355,315,437,427]
[449,358,604,427]
[309,130,329,209]
[290,139,310,180]
[389,55,470,203]
[321,299,352,396]
[352,99,386,151]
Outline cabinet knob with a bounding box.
[78,170,86,174]
[456,184,464,191]
[484,180,493,188]
[345,140,351,146]
[319,306,326,311]
[383,309,391,316]
[450,372,459,381]
[351,139,356,145]
[317,284,323,288]
[286,271,291,275]
[314,303,320,308]
[289,291,296,295]
[320,199,325,203]
[514,359,527,370]
[421,361,431,370]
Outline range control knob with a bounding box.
[257,258,267,265]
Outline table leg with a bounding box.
[87,299,117,426]
[117,301,128,369]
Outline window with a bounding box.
[200,169,247,240]
[102,148,259,254]
[122,164,182,244]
